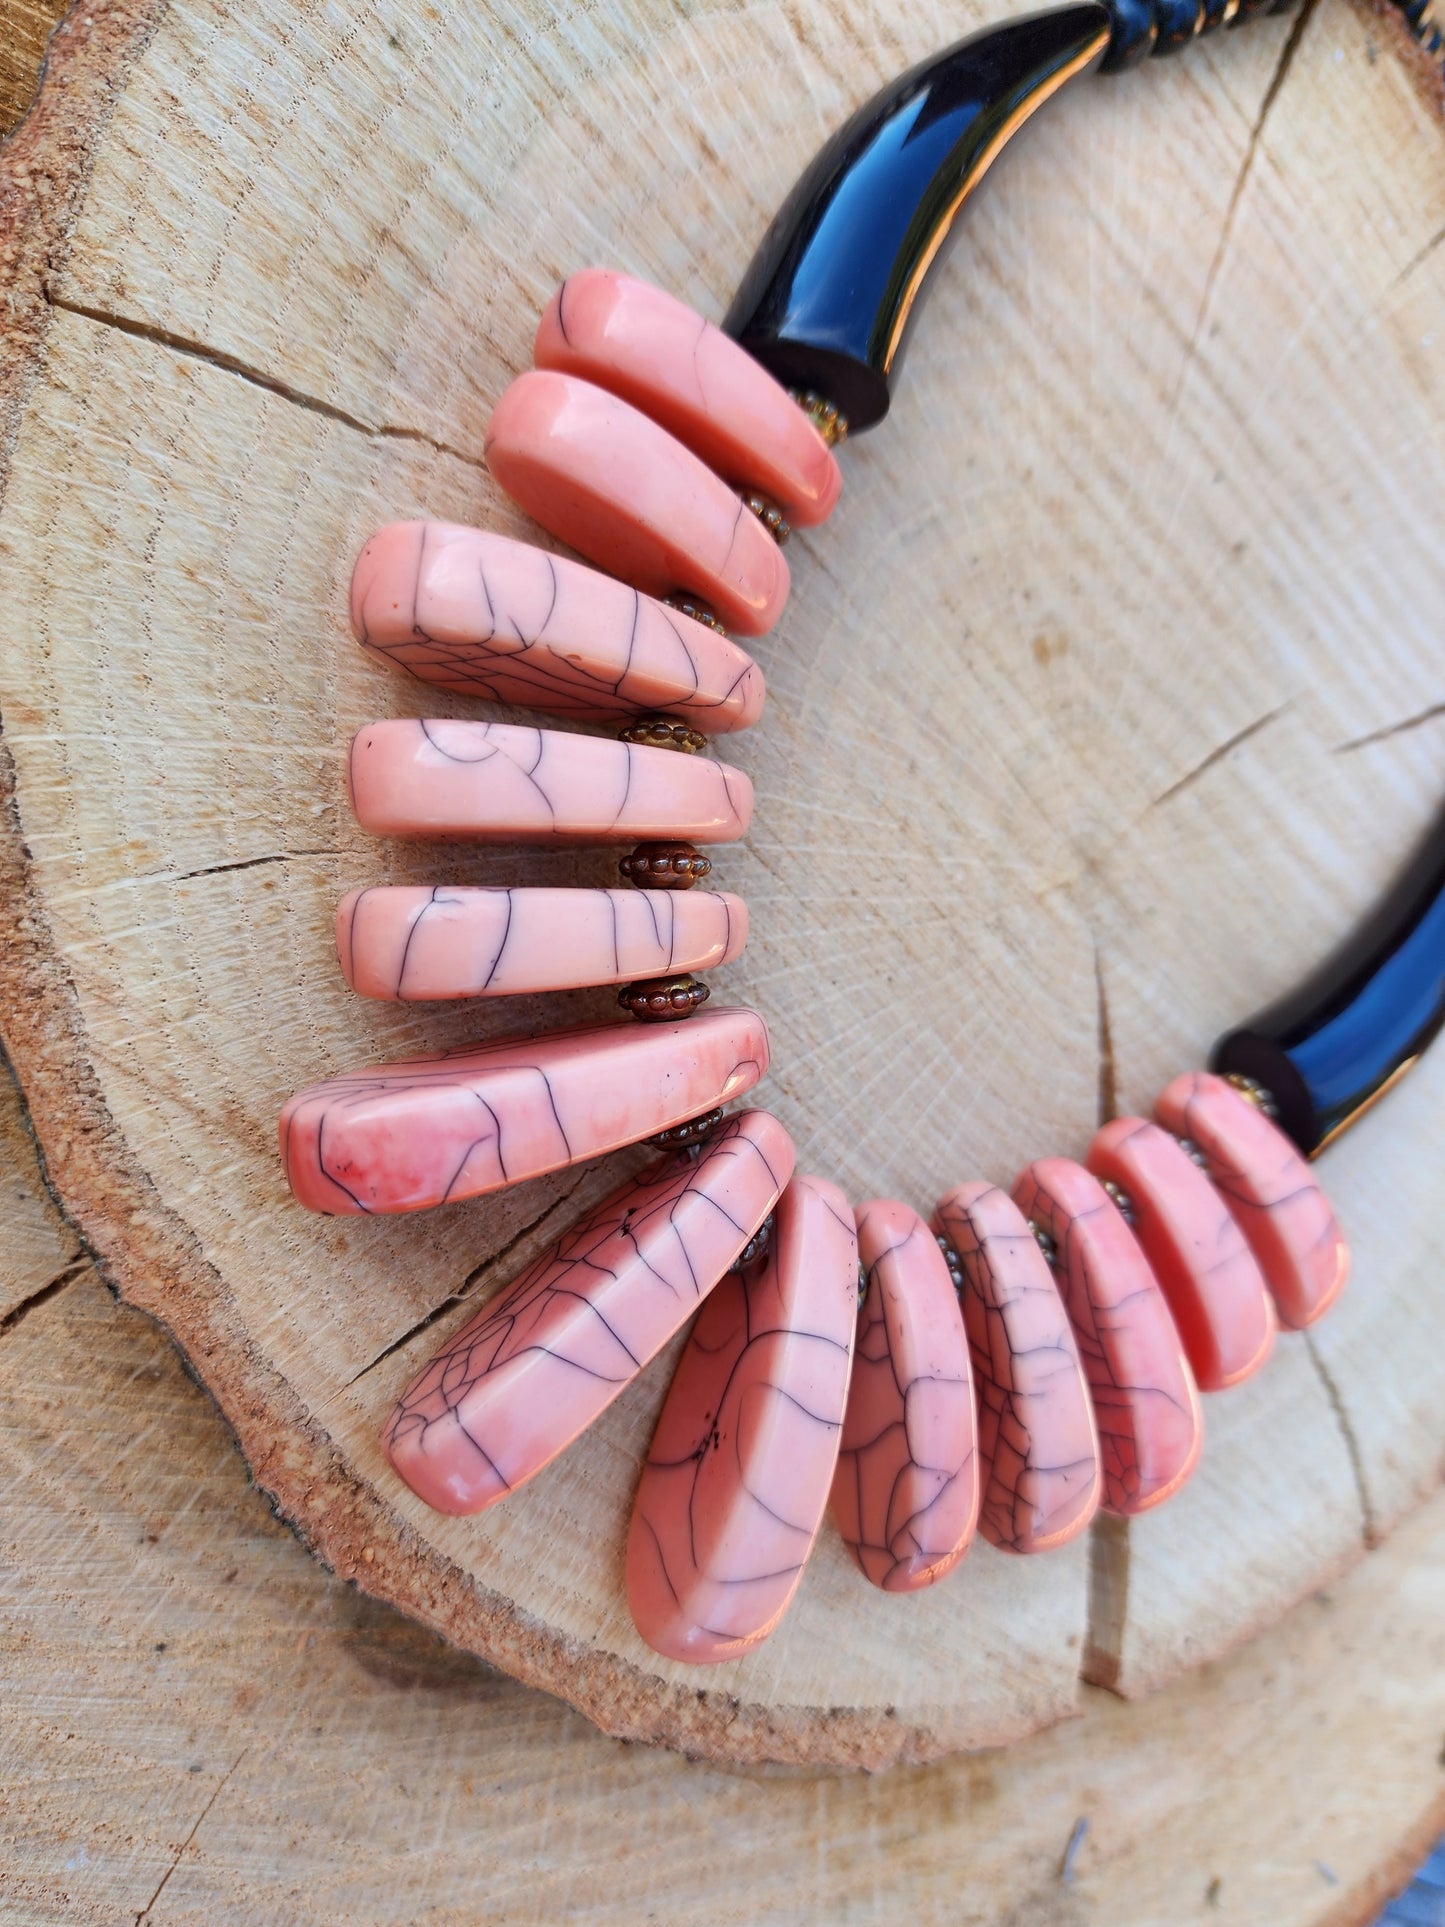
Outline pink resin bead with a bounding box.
[337,886,747,1001]
[1012,1160,1203,1517]
[627,1175,859,1663]
[485,370,790,636]
[932,1183,1101,1555]
[534,270,842,528]
[279,1005,769,1215]
[349,522,765,732]
[347,718,752,845]
[1087,1117,1275,1392]
[831,1199,980,1593]
[1155,1073,1349,1329]
[384,1110,795,1516]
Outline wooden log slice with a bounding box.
[0,0,1442,1768]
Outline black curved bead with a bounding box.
[723,4,1111,431]
[1150,0,1205,54]
[1212,806,1445,1156]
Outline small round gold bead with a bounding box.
[732,1213,775,1273]
[741,491,791,546]
[618,974,711,1021]
[663,595,728,636]
[789,388,849,448]
[1224,1071,1280,1119]
[618,716,707,755]
[1027,1218,1060,1268]
[1101,1178,1137,1227]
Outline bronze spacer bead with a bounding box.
[741,491,791,546]
[618,842,713,891]
[732,1212,775,1273]
[788,388,849,448]
[617,716,707,755]
[1101,1178,1137,1228]
[618,973,711,1021]
[651,1107,726,1152]
[663,595,729,637]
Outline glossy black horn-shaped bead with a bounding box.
[1212,803,1445,1156]
[722,4,1112,431]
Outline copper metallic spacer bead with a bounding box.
[741,491,791,546]
[789,388,849,448]
[1101,1178,1137,1227]
[618,974,711,1021]
[663,594,729,636]
[732,1212,775,1273]
[936,1234,966,1295]
[1224,1071,1280,1120]
[618,841,713,891]
[650,1107,726,1152]
[618,716,707,755]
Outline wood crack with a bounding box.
[1149,702,1291,809]
[44,292,488,472]
[133,1748,247,1925]
[1093,942,1117,1129]
[0,1255,89,1336]
[1304,1331,1377,1546]
[1333,700,1445,753]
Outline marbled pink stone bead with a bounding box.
[384,1111,795,1516]
[1154,1072,1349,1331]
[347,718,752,846]
[337,886,747,1001]
[831,1199,980,1593]
[932,1183,1101,1555]
[1087,1117,1275,1392]
[278,1005,769,1216]
[628,1174,859,1662]
[534,270,843,528]
[1011,1159,1202,1517]
[349,522,765,732]
[484,370,790,636]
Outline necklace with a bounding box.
[279,0,1445,1666]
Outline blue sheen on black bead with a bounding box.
[1212,808,1445,1156]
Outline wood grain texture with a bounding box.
[1,1056,1443,1925]
[0,0,1441,1765]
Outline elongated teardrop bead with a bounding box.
[278,1005,769,1216]
[384,1110,795,1516]
[627,1174,859,1662]
[1012,1159,1203,1517]
[832,1199,980,1592]
[336,886,747,1002]
[1087,1118,1275,1391]
[1154,1072,1349,1330]
[535,271,843,528]
[485,371,790,636]
[349,522,765,733]
[932,1183,1101,1555]
[347,718,752,846]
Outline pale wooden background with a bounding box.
[1,2,1443,1914]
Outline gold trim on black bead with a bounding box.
[618,974,711,1021]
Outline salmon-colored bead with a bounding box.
[350,521,765,732]
[831,1199,980,1592]
[384,1111,794,1516]
[1087,1118,1275,1392]
[347,718,751,846]
[279,1005,770,1216]
[337,886,747,1002]
[1155,1073,1349,1330]
[627,1175,858,1662]
[485,370,790,636]
[535,270,842,527]
[932,1182,1101,1554]
[1012,1159,1202,1517]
